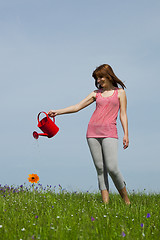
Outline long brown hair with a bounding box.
[92,64,126,89]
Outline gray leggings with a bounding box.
[87,138,126,191]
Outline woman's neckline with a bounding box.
[100,88,117,98]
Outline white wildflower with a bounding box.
[0,225,2,228]
[21,228,25,231]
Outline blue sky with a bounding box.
[0,0,160,193]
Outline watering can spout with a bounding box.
[33,112,59,139]
[33,131,49,139]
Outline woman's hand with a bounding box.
[123,135,129,149]
[48,110,58,117]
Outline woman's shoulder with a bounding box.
[89,89,100,100]
[117,87,125,92]
[93,89,100,93]
[117,88,126,98]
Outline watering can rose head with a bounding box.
[33,111,59,139]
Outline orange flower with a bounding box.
[28,174,39,183]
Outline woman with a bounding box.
[48,64,130,205]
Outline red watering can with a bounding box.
[33,111,59,139]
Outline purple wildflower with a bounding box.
[35,215,38,219]
[91,216,95,221]
[146,213,151,218]
[122,232,126,237]
[141,223,144,227]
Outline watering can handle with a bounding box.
[37,111,55,123]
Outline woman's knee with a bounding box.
[108,167,119,177]
[96,164,104,175]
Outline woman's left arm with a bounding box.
[119,89,129,149]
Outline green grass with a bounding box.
[0,184,160,240]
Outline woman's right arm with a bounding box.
[48,91,96,117]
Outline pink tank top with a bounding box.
[86,88,120,138]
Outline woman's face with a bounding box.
[97,77,111,89]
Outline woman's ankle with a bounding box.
[118,186,130,204]
[101,189,109,203]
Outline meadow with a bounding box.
[0,184,160,240]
